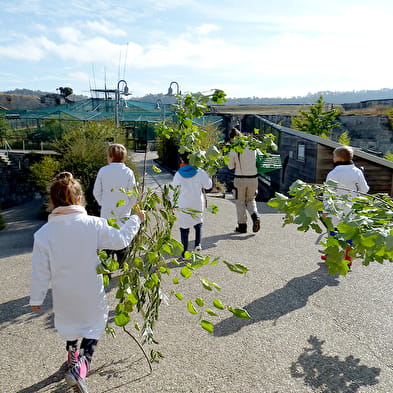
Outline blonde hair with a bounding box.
[50,172,84,207]
[108,143,127,163]
[333,146,353,161]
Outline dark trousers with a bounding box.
[180,223,202,256]
[66,338,98,363]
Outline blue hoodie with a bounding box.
[178,164,198,178]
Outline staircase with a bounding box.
[0,152,12,166]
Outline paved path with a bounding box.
[1,151,393,392]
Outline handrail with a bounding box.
[4,140,11,156]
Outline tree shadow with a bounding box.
[214,263,340,337]
[290,335,380,392]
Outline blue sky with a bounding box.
[1,0,392,98]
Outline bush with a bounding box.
[29,155,61,195]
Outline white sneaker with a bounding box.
[194,245,202,252]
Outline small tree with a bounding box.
[337,131,351,145]
[58,87,73,98]
[292,96,341,138]
[384,151,393,162]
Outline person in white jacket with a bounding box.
[322,145,369,268]
[30,172,145,393]
[172,153,212,257]
[93,143,136,222]
[93,143,137,266]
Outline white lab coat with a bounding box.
[29,207,141,340]
[325,163,369,226]
[172,168,212,229]
[93,163,136,221]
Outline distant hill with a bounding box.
[135,88,393,105]
[2,88,88,102]
[3,87,393,107]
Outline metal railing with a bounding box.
[4,140,12,156]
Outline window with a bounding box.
[297,143,305,162]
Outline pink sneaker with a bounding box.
[65,355,89,393]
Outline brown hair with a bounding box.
[333,146,353,161]
[229,128,242,139]
[108,143,127,163]
[50,172,84,207]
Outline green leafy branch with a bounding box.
[268,179,393,275]
[99,183,250,366]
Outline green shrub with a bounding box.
[29,155,61,195]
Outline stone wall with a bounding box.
[260,114,393,155]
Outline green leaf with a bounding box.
[200,277,213,290]
[152,164,162,173]
[175,292,183,300]
[223,261,249,274]
[227,307,251,319]
[200,320,214,333]
[195,297,204,307]
[114,312,130,326]
[207,204,219,214]
[173,277,179,284]
[205,308,218,316]
[127,292,138,305]
[187,300,198,314]
[180,266,193,278]
[116,199,125,207]
[213,298,225,310]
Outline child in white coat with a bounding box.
[93,143,137,266]
[322,146,369,268]
[172,153,212,257]
[30,172,145,392]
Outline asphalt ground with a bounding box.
[0,151,393,393]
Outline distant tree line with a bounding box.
[3,87,393,105]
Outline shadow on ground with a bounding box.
[291,335,381,392]
[214,263,340,336]
[17,356,151,393]
[0,291,53,331]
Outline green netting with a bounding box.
[1,98,225,141]
[2,98,174,123]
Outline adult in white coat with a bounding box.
[172,153,212,256]
[227,128,261,233]
[30,172,145,392]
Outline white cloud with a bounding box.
[194,24,220,35]
[57,27,83,43]
[85,20,127,37]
